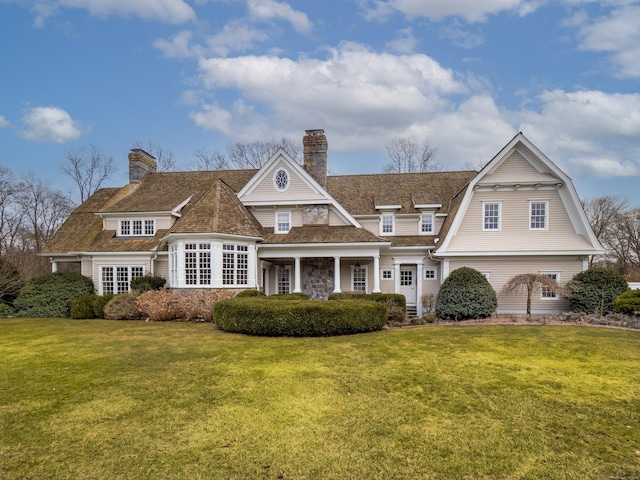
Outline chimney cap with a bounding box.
[305,129,325,136]
[129,148,156,160]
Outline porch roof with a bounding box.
[261,225,384,244]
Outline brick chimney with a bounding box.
[303,129,327,189]
[128,149,157,183]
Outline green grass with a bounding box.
[1,319,639,480]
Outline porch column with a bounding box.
[293,256,302,293]
[372,255,381,293]
[416,261,423,316]
[442,260,450,282]
[50,260,58,273]
[333,256,342,293]
[394,260,401,294]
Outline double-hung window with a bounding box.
[381,214,394,235]
[222,244,249,286]
[352,265,367,292]
[530,201,548,230]
[420,213,434,234]
[184,243,212,286]
[275,212,291,234]
[541,273,559,299]
[483,202,501,231]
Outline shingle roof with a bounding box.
[169,179,263,237]
[326,170,476,215]
[262,226,386,244]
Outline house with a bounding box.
[41,130,604,315]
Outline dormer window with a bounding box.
[119,219,155,237]
[275,211,291,234]
[420,213,434,235]
[274,168,289,192]
[381,214,395,235]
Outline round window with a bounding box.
[274,169,289,191]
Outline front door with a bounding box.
[399,266,417,306]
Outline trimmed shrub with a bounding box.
[236,289,266,298]
[92,294,115,318]
[435,267,497,321]
[71,295,98,319]
[328,292,406,310]
[268,293,310,300]
[213,297,386,336]
[14,272,94,318]
[568,268,628,315]
[130,275,166,293]
[104,293,142,320]
[613,289,640,315]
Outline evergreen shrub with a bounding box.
[568,268,628,315]
[213,297,386,337]
[92,294,115,318]
[613,289,640,315]
[236,289,266,298]
[71,295,98,319]
[130,275,166,292]
[0,303,14,318]
[435,267,497,321]
[328,292,406,310]
[14,272,94,318]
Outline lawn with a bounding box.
[1,319,639,480]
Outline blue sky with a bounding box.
[1,0,639,204]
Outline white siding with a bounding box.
[241,159,326,203]
[483,151,558,184]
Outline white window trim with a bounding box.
[351,265,368,292]
[381,268,394,280]
[482,201,502,232]
[273,168,290,192]
[99,265,145,295]
[184,242,212,287]
[540,272,560,300]
[276,265,292,294]
[529,200,549,231]
[380,213,395,236]
[222,244,249,287]
[419,213,435,235]
[118,219,156,237]
[424,268,437,280]
[275,211,292,234]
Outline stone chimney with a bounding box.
[128,149,157,183]
[303,129,328,189]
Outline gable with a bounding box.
[480,150,559,185]
[238,152,326,204]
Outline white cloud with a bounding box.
[572,4,640,77]
[386,27,418,53]
[205,20,270,57]
[518,89,640,178]
[0,115,10,128]
[191,43,467,144]
[368,0,535,23]
[20,106,86,143]
[30,0,195,24]
[247,0,312,33]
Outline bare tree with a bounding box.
[62,144,116,204]
[0,167,21,253]
[0,256,23,304]
[193,147,229,170]
[132,140,177,172]
[383,136,440,173]
[502,273,568,317]
[582,196,631,270]
[226,138,301,169]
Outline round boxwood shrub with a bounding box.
[92,293,115,318]
[71,295,98,319]
[435,267,497,321]
[236,289,266,298]
[213,297,386,337]
[104,293,142,320]
[130,275,166,293]
[613,289,640,315]
[14,272,94,318]
[568,268,628,315]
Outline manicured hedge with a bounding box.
[213,297,386,337]
[236,289,266,298]
[70,294,115,319]
[328,292,406,310]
